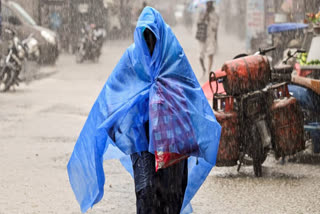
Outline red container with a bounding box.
[270,83,305,158]
[155,152,188,171]
[213,96,240,166]
[222,55,271,95]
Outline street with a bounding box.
[0,26,320,214]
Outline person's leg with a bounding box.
[154,159,188,214]
[131,151,157,214]
[136,186,157,214]
[208,54,214,73]
[132,154,188,214]
[205,36,217,75]
[200,57,206,75]
[199,42,206,75]
[132,121,158,214]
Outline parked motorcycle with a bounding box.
[0,28,40,92]
[75,23,106,63]
[203,47,305,177]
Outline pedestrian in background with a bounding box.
[196,0,219,77]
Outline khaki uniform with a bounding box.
[199,10,219,59]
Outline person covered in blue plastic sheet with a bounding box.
[67,7,221,214]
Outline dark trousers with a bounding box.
[131,152,188,214]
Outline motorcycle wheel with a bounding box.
[252,144,266,177]
[242,149,268,166]
[250,124,265,177]
[12,68,22,86]
[0,67,14,92]
[93,55,99,63]
[76,44,85,64]
[76,50,84,64]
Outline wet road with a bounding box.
[0,26,320,214]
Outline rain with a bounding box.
[0,0,320,213]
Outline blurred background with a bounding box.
[3,0,319,53]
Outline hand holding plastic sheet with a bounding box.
[67,7,221,213]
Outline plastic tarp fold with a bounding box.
[67,7,221,213]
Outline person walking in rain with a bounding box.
[67,7,221,214]
[197,0,219,77]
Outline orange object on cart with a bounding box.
[270,83,305,158]
[213,95,240,166]
[222,55,271,95]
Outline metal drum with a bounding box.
[213,95,240,166]
[222,55,271,95]
[270,83,305,158]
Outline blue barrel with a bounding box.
[305,123,320,154]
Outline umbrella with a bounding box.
[188,0,221,12]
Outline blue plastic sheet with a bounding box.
[267,23,308,34]
[67,7,221,213]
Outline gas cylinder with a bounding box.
[270,83,305,158]
[222,55,271,95]
[213,95,240,166]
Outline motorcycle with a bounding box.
[203,47,305,177]
[0,28,40,92]
[75,23,106,63]
[269,23,320,154]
